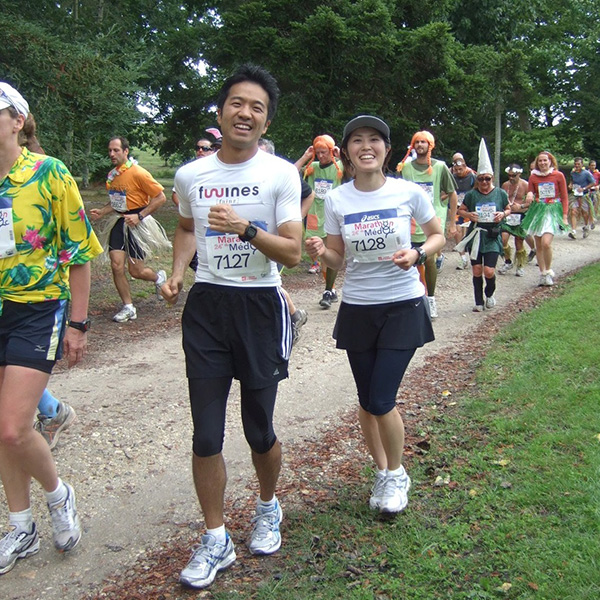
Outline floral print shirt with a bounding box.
[0,148,102,308]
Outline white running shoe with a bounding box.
[113,305,137,323]
[544,273,554,286]
[515,267,525,277]
[155,269,167,300]
[497,262,513,274]
[35,401,76,450]
[568,230,577,239]
[48,483,81,552]
[582,226,590,239]
[485,296,497,309]
[455,254,469,270]
[369,471,387,510]
[427,296,438,319]
[291,308,308,346]
[472,305,485,312]
[180,533,236,589]
[248,500,283,555]
[379,468,411,514]
[538,274,547,287]
[0,525,39,575]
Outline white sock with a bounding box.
[206,524,226,544]
[124,303,134,310]
[257,495,277,510]
[44,479,67,505]
[387,465,406,478]
[9,508,34,532]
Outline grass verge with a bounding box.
[215,264,600,600]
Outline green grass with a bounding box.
[212,264,600,600]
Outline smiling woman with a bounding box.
[305,114,445,517]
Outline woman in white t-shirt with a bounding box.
[306,116,445,515]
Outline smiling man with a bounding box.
[163,64,302,590]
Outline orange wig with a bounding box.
[396,130,435,175]
[304,135,343,180]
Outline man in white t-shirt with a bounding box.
[162,64,302,590]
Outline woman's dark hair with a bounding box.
[340,129,392,178]
[216,64,280,121]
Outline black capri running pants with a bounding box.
[188,377,279,457]
[346,348,416,416]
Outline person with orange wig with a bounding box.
[296,135,344,308]
[396,131,457,318]
[521,151,569,286]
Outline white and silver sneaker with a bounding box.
[180,533,236,589]
[369,471,387,510]
[427,296,438,319]
[48,483,81,552]
[0,525,39,575]
[113,305,137,323]
[380,467,411,514]
[248,499,283,555]
[515,267,525,277]
[155,269,167,300]
[485,295,497,309]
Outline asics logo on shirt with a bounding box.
[198,185,260,203]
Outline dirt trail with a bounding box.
[2,236,599,600]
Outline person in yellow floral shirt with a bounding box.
[0,82,102,575]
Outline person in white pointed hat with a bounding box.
[455,139,510,311]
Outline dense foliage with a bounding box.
[1,0,598,180]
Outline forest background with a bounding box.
[2,0,599,185]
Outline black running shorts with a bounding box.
[182,283,291,389]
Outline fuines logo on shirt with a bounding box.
[197,184,260,203]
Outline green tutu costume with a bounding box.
[521,200,568,237]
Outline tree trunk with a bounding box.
[81,136,92,188]
[65,127,74,172]
[494,102,502,186]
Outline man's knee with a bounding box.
[246,431,277,455]
[193,434,225,457]
[109,251,126,274]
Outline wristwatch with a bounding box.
[138,212,145,221]
[68,318,91,332]
[414,247,428,265]
[239,222,258,242]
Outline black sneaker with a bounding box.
[319,291,333,309]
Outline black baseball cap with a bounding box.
[342,115,390,145]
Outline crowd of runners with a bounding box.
[1,66,598,591]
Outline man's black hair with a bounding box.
[217,64,280,121]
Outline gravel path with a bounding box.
[2,235,599,600]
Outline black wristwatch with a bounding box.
[138,212,145,221]
[239,222,258,242]
[414,247,428,266]
[68,318,91,332]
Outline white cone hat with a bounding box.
[477,138,493,175]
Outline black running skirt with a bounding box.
[333,297,434,352]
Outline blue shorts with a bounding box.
[0,299,68,373]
